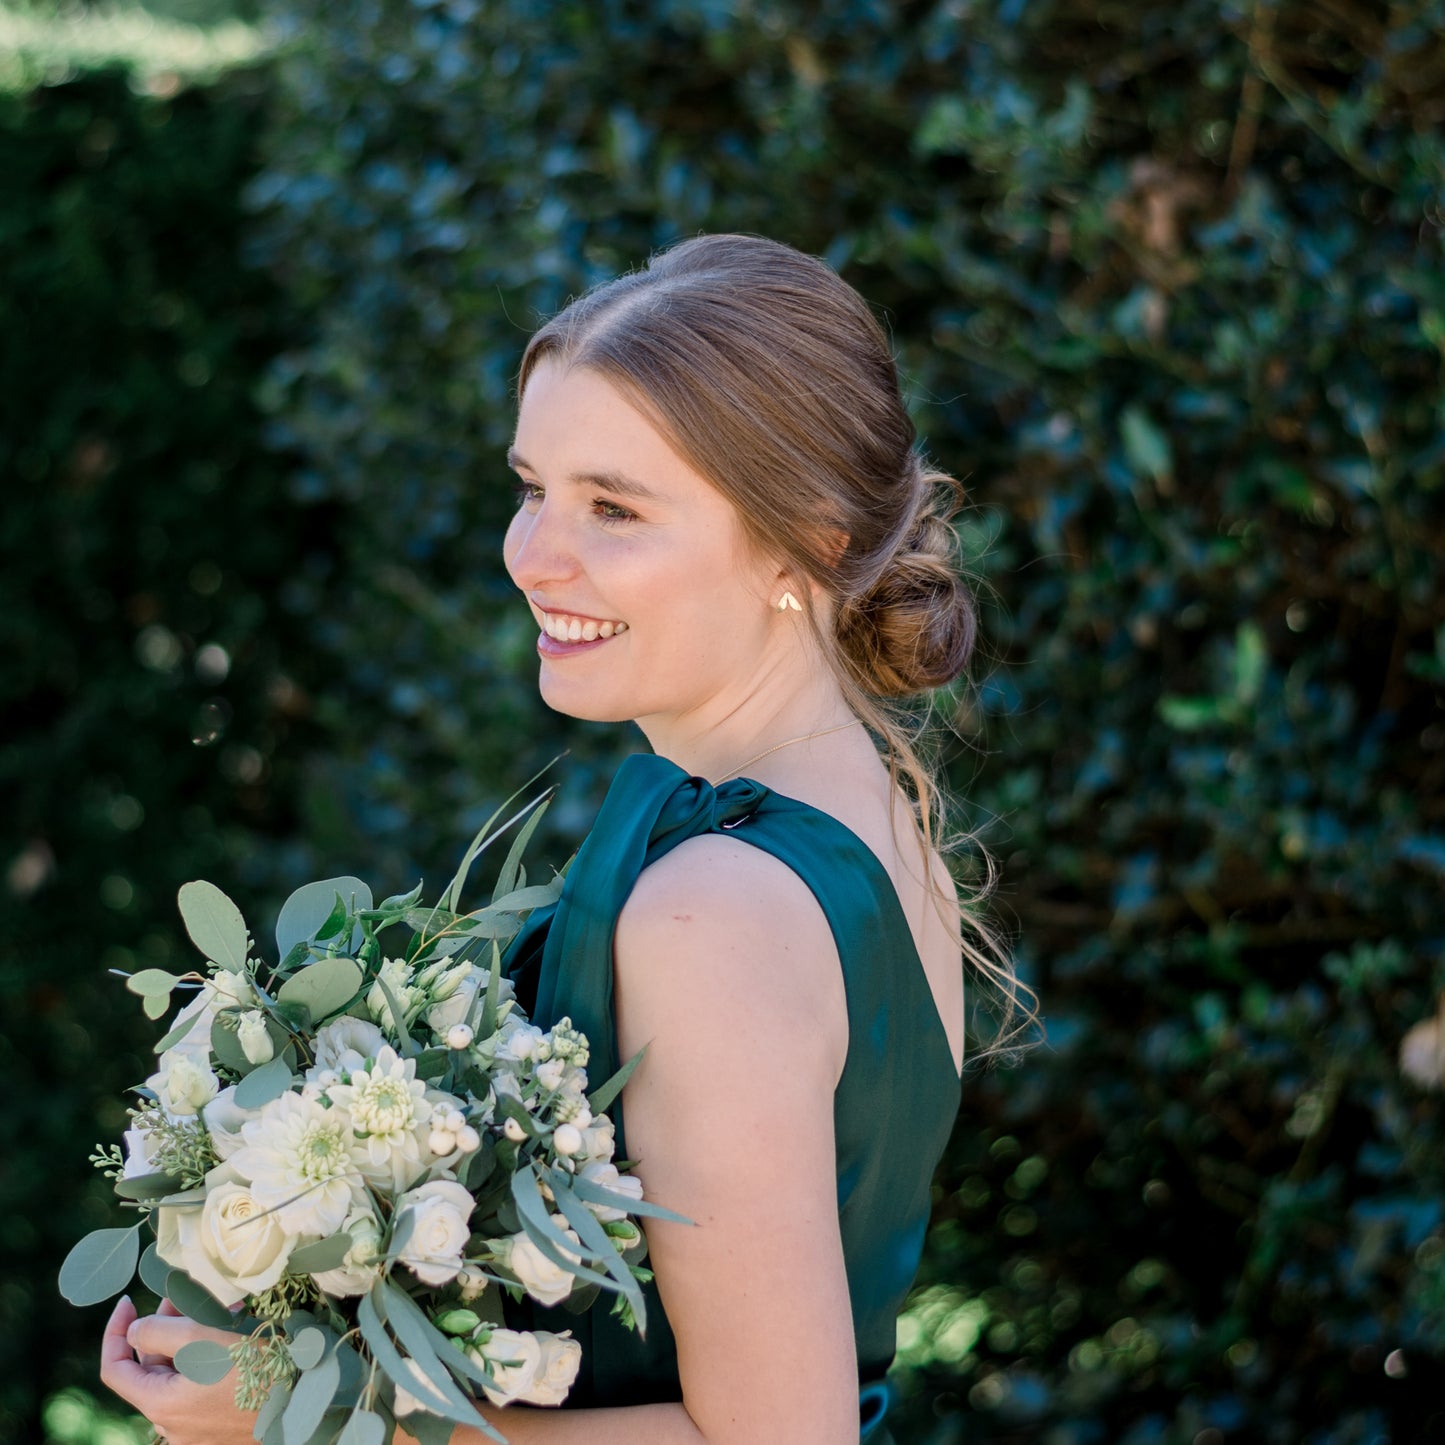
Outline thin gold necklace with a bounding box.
[715,720,860,784]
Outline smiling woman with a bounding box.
[101,233,1032,1445]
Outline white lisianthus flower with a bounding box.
[425,965,515,1036]
[394,1178,475,1286]
[236,1010,274,1065]
[201,1085,262,1161]
[576,1118,615,1166]
[470,1330,543,1407]
[310,1017,387,1078]
[312,1202,385,1298]
[231,1091,361,1236]
[205,970,258,1012]
[326,1045,434,1193]
[521,1332,583,1406]
[578,1161,645,1222]
[154,1162,298,1308]
[146,1047,219,1118]
[366,958,418,1032]
[534,1058,567,1093]
[503,1219,581,1307]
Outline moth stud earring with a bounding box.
[775,592,803,613]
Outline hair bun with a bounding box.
[836,463,977,698]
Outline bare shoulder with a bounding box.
[613,834,848,1079]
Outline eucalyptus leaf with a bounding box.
[355,1289,482,1430]
[588,1044,647,1116]
[373,973,415,1056]
[289,1326,327,1371]
[288,1232,356,1274]
[276,956,363,1026]
[178,880,250,973]
[126,968,180,998]
[491,793,550,902]
[253,1382,290,1444]
[165,1268,245,1329]
[313,894,350,943]
[114,1171,184,1202]
[565,1169,692,1225]
[276,877,372,961]
[404,1414,458,1445]
[175,1339,236,1385]
[139,1243,170,1298]
[509,1170,616,1294]
[142,993,171,1020]
[154,1008,202,1053]
[335,1411,386,1445]
[234,1057,295,1109]
[58,1226,140,1306]
[381,1285,495,1397]
[211,1014,254,1073]
[282,1348,340,1445]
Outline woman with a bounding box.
[102,233,1026,1443]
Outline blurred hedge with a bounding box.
[7,0,1445,1440]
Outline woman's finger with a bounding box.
[99,1296,157,1411]
[127,1312,238,1361]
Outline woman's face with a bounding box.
[503,359,783,730]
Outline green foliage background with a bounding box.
[3,1,1443,1441]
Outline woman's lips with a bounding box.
[536,628,621,658]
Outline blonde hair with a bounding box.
[518,233,1037,1058]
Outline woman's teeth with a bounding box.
[541,613,628,643]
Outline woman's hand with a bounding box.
[100,1295,259,1445]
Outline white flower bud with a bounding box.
[445,1023,475,1050]
[552,1123,583,1157]
[444,1109,467,1134]
[429,1129,457,1155]
[503,1117,527,1142]
[456,1125,481,1153]
[236,1010,275,1066]
[535,1059,566,1092]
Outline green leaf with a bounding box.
[234,1057,295,1109]
[58,1226,140,1306]
[547,1174,645,1332]
[143,993,171,1020]
[178,881,250,973]
[175,1339,235,1385]
[477,942,502,1039]
[139,1243,170,1298]
[373,973,415,1057]
[114,1171,184,1202]
[289,1327,327,1370]
[126,968,181,998]
[211,1014,254,1073]
[509,1170,615,1294]
[1120,404,1173,483]
[288,1233,355,1275]
[277,957,363,1026]
[252,1382,290,1443]
[413,1047,451,1082]
[405,1414,457,1445]
[154,1009,202,1053]
[491,794,551,902]
[276,877,373,962]
[355,1289,487,1432]
[588,1044,646,1116]
[282,1348,340,1445]
[565,1171,692,1226]
[313,894,350,943]
[165,1268,244,1330]
[335,1411,386,1445]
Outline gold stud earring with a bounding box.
[775,591,803,613]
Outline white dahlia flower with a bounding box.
[231,1091,360,1236]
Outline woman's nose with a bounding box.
[504,501,579,591]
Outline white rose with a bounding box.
[147,1047,219,1118]
[578,1161,644,1222]
[154,1162,297,1307]
[236,1010,274,1065]
[504,1222,580,1307]
[520,1332,582,1407]
[470,1330,542,1407]
[312,1203,384,1298]
[395,1179,475,1286]
[201,1086,262,1161]
[121,1124,161,1179]
[311,1017,387,1077]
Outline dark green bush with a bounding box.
[0,63,328,1437]
[244,1,1445,1439]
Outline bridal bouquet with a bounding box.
[61,794,672,1445]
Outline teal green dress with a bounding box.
[503,754,961,1442]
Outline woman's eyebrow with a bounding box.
[507,448,663,503]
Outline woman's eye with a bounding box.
[594,498,637,524]
[513,480,543,508]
